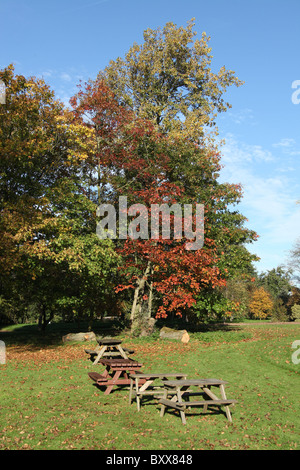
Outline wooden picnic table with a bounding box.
[159,379,237,424]
[88,358,144,395]
[129,372,188,411]
[85,338,134,364]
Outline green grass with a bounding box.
[0,322,299,450]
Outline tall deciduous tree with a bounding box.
[0,65,118,328]
[102,20,257,321]
[0,65,90,273]
[72,80,257,332]
[103,19,243,140]
[71,19,258,332]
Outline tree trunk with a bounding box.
[159,327,190,343]
[147,265,154,319]
[38,304,54,331]
[130,261,152,334]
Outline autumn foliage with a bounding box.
[0,20,260,331]
[71,76,257,330]
[249,287,274,320]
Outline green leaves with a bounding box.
[0,66,120,326]
[104,19,242,140]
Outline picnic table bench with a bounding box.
[129,372,188,411]
[88,358,144,395]
[85,338,134,364]
[159,379,237,424]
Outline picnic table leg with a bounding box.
[136,379,154,411]
[160,389,167,417]
[203,385,233,423]
[136,394,141,412]
[129,377,134,404]
[102,366,111,378]
[123,371,129,380]
[104,370,122,395]
[116,344,128,359]
[202,385,211,415]
[180,409,187,425]
[176,388,187,425]
[93,345,107,364]
[219,384,233,423]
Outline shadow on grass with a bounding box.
[155,317,243,333]
[0,316,246,349]
[0,319,125,348]
[159,405,231,423]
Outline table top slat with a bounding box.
[162,379,228,386]
[129,373,187,379]
[97,338,122,345]
[100,358,143,367]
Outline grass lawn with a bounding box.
[0,322,299,450]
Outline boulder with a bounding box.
[159,327,190,343]
[62,332,96,343]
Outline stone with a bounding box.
[62,332,96,343]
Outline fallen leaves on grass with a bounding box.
[6,344,84,365]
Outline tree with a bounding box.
[256,266,294,321]
[286,286,300,321]
[287,238,300,285]
[258,267,293,302]
[14,180,120,330]
[71,79,228,332]
[0,65,91,273]
[101,20,258,323]
[291,304,300,322]
[0,65,117,328]
[71,20,258,333]
[72,79,257,333]
[249,287,273,320]
[272,298,288,322]
[103,19,243,140]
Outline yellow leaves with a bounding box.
[249,287,274,320]
[55,112,94,163]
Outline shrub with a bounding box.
[291,304,300,321]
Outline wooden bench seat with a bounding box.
[123,348,135,355]
[158,398,185,410]
[159,397,237,424]
[159,398,237,409]
[88,372,108,383]
[129,373,188,411]
[85,343,134,363]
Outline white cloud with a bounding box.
[272,138,300,156]
[226,108,255,125]
[60,72,72,82]
[220,134,275,165]
[218,134,300,272]
[272,138,296,148]
[41,70,53,78]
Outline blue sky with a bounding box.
[1,0,300,275]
